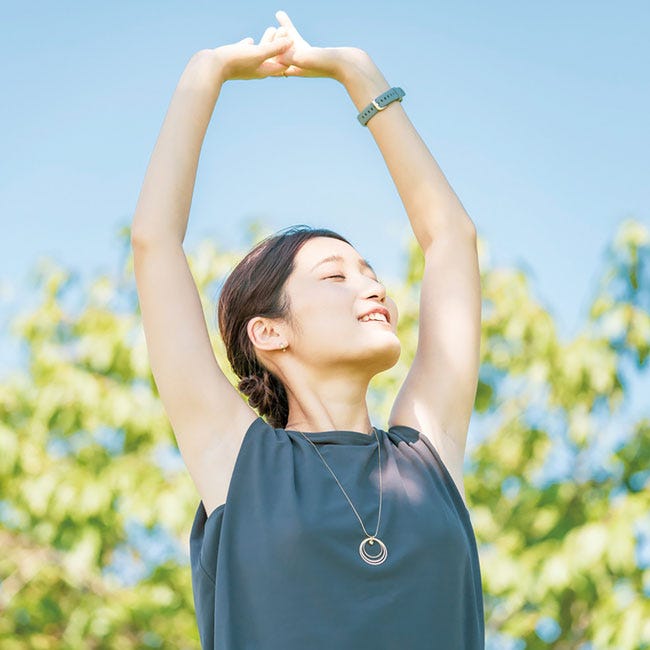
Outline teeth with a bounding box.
[360,312,387,323]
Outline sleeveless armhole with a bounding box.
[189,415,271,648]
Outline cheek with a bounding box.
[297,286,361,336]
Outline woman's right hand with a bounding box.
[213,25,294,82]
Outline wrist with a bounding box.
[337,52,392,113]
[329,47,373,85]
[181,49,227,91]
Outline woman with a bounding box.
[132,10,483,649]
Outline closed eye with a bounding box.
[324,273,382,283]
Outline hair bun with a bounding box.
[237,373,262,395]
[238,369,273,413]
[237,368,289,428]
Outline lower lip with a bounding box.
[359,319,391,326]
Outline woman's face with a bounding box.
[279,236,401,375]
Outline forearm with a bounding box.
[339,52,475,251]
[131,52,225,245]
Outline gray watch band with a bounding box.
[357,86,405,126]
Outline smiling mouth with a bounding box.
[358,318,391,326]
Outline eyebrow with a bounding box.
[310,254,377,276]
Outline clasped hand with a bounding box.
[207,10,365,83]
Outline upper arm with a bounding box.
[389,223,481,502]
[132,237,258,513]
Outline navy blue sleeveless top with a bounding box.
[190,416,485,649]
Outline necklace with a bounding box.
[296,426,388,566]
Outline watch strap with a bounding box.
[357,86,405,126]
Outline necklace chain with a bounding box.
[296,426,387,565]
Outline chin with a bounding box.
[383,340,402,369]
[362,336,401,372]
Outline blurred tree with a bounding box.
[464,218,650,649]
[0,218,647,648]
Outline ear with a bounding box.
[247,316,286,352]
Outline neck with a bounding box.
[283,378,373,435]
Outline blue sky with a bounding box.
[1,1,648,413]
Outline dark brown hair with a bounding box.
[217,225,352,428]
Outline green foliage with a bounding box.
[466,218,650,649]
[0,218,648,648]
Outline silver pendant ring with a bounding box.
[359,535,388,565]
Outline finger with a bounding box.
[282,65,302,77]
[258,36,293,59]
[259,26,276,45]
[273,25,289,40]
[275,9,296,32]
[275,10,308,45]
[264,61,290,77]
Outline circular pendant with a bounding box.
[359,535,388,565]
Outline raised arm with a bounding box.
[338,53,480,503]
[130,33,293,516]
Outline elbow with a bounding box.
[130,228,149,251]
[130,224,182,251]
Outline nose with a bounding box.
[363,276,386,301]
